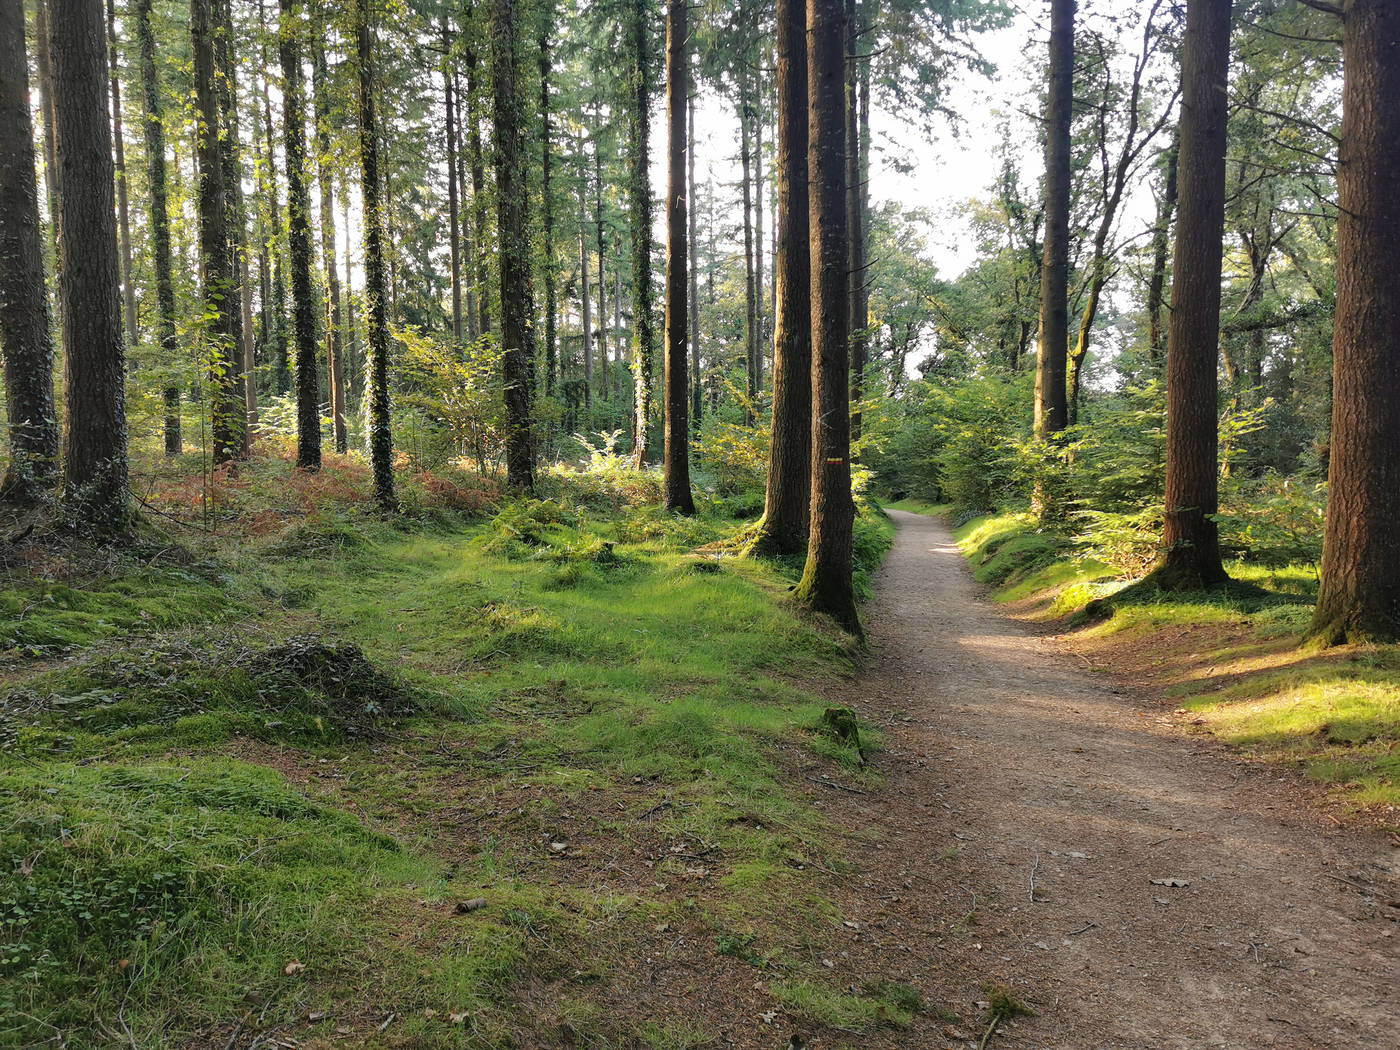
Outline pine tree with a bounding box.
[662,0,694,514]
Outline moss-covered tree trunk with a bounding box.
[312,38,348,454]
[51,0,129,527]
[1153,0,1232,591]
[1311,0,1400,644]
[539,23,557,402]
[355,0,396,510]
[750,0,811,557]
[491,0,536,491]
[0,0,59,503]
[280,0,321,471]
[795,0,858,635]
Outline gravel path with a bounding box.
[829,510,1399,1048]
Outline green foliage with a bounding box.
[694,412,770,496]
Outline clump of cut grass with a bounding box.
[771,976,921,1032]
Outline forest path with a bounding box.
[828,510,1398,1048]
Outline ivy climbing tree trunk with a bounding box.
[539,21,557,402]
[313,38,348,453]
[662,0,694,515]
[1153,0,1232,590]
[280,0,321,470]
[795,0,858,635]
[750,0,811,557]
[0,0,59,503]
[355,0,396,509]
[50,0,129,528]
[1311,0,1400,644]
[491,0,536,490]
[192,0,243,464]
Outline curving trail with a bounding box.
[829,510,1398,1049]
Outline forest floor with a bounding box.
[3,463,1398,1049]
[820,509,1399,1048]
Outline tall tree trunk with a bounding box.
[844,0,865,444]
[795,0,857,634]
[313,38,348,453]
[613,242,622,401]
[593,115,607,398]
[578,137,593,409]
[455,73,478,343]
[50,0,128,526]
[342,185,362,407]
[192,0,242,464]
[1146,132,1179,370]
[491,0,535,490]
[627,0,655,466]
[1153,0,1232,590]
[739,81,757,424]
[663,0,694,514]
[1311,0,1400,644]
[466,39,491,337]
[1034,0,1074,439]
[687,75,701,431]
[280,0,321,470]
[258,9,289,396]
[355,0,395,509]
[539,24,557,401]
[0,0,59,502]
[443,20,463,348]
[134,0,181,455]
[217,0,255,449]
[753,82,765,397]
[106,0,137,351]
[749,0,810,556]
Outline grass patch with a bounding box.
[0,472,894,1045]
[955,511,1400,816]
[880,498,950,516]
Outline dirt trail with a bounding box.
[827,510,1398,1048]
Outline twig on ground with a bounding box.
[804,775,867,795]
[1068,922,1097,936]
[638,799,673,820]
[1029,853,1043,903]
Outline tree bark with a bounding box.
[491,0,535,490]
[795,0,858,635]
[578,135,593,408]
[50,0,128,527]
[1146,133,1179,370]
[106,0,137,352]
[539,25,557,401]
[281,0,321,470]
[1312,0,1400,643]
[663,0,694,514]
[750,0,811,557]
[216,0,255,452]
[844,0,865,445]
[313,38,348,453]
[192,0,242,464]
[740,81,757,424]
[627,0,655,466]
[0,0,59,502]
[466,36,491,338]
[443,20,463,348]
[687,75,701,431]
[33,0,59,250]
[1154,0,1232,590]
[593,112,607,399]
[355,0,395,509]
[134,0,181,455]
[1034,0,1074,439]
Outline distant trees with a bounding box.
[1312,0,1400,644]
[1152,0,1233,590]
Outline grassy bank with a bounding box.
[949,510,1399,819]
[0,454,906,1049]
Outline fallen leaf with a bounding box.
[284,960,306,975]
